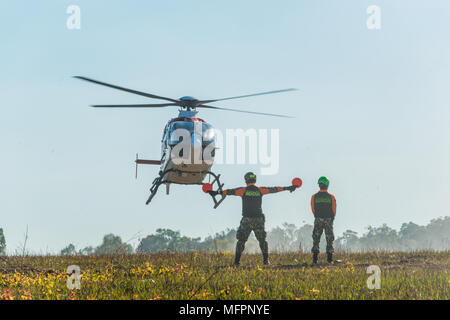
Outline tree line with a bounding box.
[0,228,6,255]
[55,216,449,255]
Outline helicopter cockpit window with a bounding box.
[168,121,216,145]
[168,122,194,145]
[202,123,215,143]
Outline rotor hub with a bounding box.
[179,96,199,110]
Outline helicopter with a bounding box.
[74,76,296,207]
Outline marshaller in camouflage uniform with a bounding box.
[209,172,297,266]
[311,176,337,264]
[236,216,267,264]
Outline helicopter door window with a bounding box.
[162,124,168,142]
[161,124,169,155]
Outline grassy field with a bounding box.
[0,251,448,300]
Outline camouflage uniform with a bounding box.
[222,184,293,265]
[236,215,268,261]
[310,190,336,257]
[311,217,335,254]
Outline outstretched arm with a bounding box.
[259,186,296,195]
[220,187,246,197]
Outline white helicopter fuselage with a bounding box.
[159,111,215,185]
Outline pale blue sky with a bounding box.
[1,1,449,253]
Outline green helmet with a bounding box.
[318,176,329,186]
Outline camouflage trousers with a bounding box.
[311,217,335,254]
[236,215,268,258]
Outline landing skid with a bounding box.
[145,169,226,209]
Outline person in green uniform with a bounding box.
[209,172,297,266]
[311,176,337,264]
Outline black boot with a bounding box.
[261,241,269,265]
[234,241,245,266]
[312,252,318,264]
[263,252,269,265]
[234,255,241,266]
[327,252,333,263]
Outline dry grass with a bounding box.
[0,251,448,300]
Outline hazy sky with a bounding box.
[1,1,449,253]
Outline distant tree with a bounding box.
[60,243,77,256]
[266,223,315,252]
[204,229,237,252]
[267,226,291,251]
[137,233,169,253]
[137,228,208,253]
[359,224,401,251]
[398,222,426,250]
[424,216,450,250]
[335,230,359,252]
[294,224,314,252]
[95,234,133,254]
[79,246,95,255]
[0,228,6,255]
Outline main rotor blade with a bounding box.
[91,103,179,108]
[197,88,298,105]
[198,105,293,118]
[74,76,179,103]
